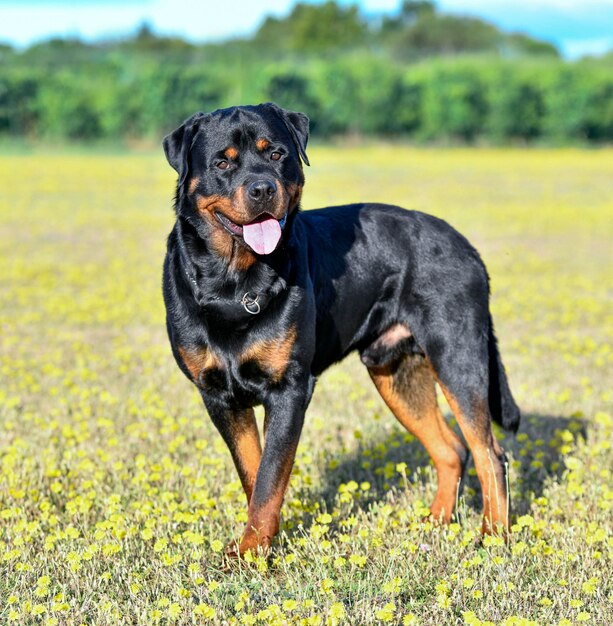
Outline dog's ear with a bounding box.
[266,103,310,166]
[163,112,206,189]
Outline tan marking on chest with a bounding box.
[178,346,220,382]
[240,326,297,382]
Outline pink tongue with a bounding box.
[242,217,282,255]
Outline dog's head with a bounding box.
[164,103,309,259]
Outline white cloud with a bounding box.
[562,36,613,57]
[0,4,151,45]
[1,0,612,56]
[440,0,613,9]
[0,0,293,46]
[147,0,292,42]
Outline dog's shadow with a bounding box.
[288,412,586,534]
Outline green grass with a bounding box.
[0,147,612,625]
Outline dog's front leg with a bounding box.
[234,386,310,556]
[207,406,262,505]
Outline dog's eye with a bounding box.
[270,151,282,161]
[216,160,230,170]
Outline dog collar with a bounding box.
[184,267,267,316]
[241,291,261,314]
[178,221,280,317]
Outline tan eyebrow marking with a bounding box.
[224,147,239,160]
[256,138,270,151]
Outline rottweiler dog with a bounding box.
[162,103,520,557]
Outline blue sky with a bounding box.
[0,0,612,58]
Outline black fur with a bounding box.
[162,103,520,554]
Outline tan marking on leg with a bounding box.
[241,326,297,382]
[439,384,509,535]
[177,346,219,383]
[381,323,412,345]
[371,323,412,352]
[231,409,262,504]
[369,361,467,523]
[238,446,297,555]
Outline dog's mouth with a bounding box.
[215,211,287,255]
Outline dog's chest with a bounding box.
[178,326,297,403]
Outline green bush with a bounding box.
[542,62,613,141]
[0,47,611,143]
[485,62,546,141]
[413,60,488,141]
[37,72,103,140]
[0,69,40,136]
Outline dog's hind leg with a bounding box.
[438,381,510,535]
[426,339,511,535]
[368,355,468,523]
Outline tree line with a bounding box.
[0,1,611,143]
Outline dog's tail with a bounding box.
[487,316,521,432]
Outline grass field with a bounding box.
[0,147,612,625]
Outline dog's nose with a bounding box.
[247,179,277,201]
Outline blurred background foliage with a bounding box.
[1,0,612,143]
